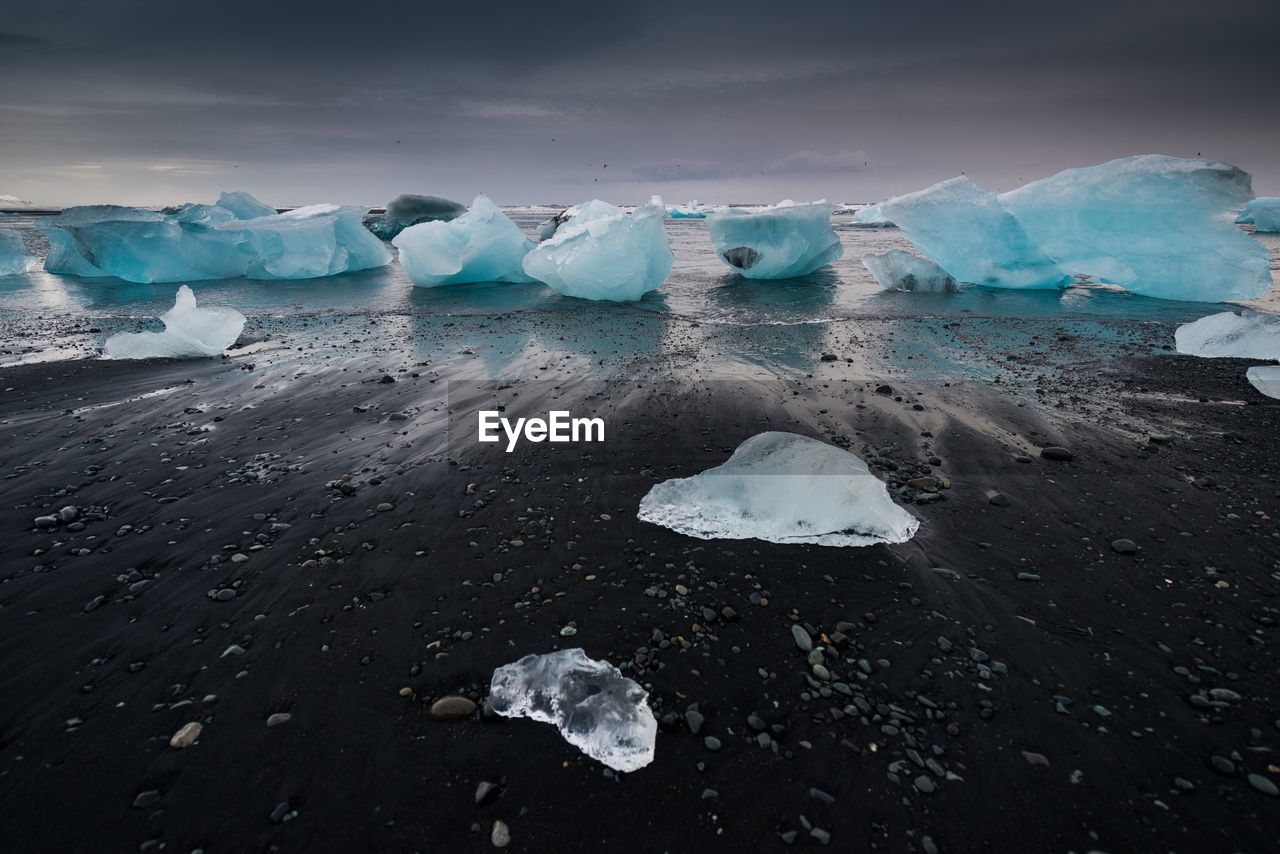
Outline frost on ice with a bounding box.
[862,250,957,293]
[0,229,39,275]
[881,156,1271,301]
[706,201,843,279]
[103,285,245,359]
[1174,311,1280,360]
[43,192,391,283]
[488,648,657,773]
[363,193,467,240]
[392,194,535,287]
[1247,366,1280,399]
[1237,197,1280,233]
[522,199,673,301]
[638,432,919,547]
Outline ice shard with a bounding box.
[488,648,657,772]
[393,195,535,286]
[364,194,467,240]
[638,432,919,547]
[706,201,842,279]
[0,229,39,275]
[1247,365,1280,399]
[1174,311,1280,360]
[522,199,673,301]
[862,250,958,293]
[103,285,246,359]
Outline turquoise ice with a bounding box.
[393,194,535,287]
[706,201,842,279]
[862,250,957,293]
[1238,197,1280,233]
[0,229,39,275]
[522,199,673,301]
[849,203,893,227]
[103,285,245,359]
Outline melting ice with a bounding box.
[0,229,39,275]
[706,201,842,279]
[1237,197,1280,233]
[392,194,534,286]
[364,194,467,240]
[103,286,245,359]
[863,250,958,293]
[1175,311,1280,360]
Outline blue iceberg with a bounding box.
[364,194,466,240]
[849,203,894,228]
[216,191,277,220]
[0,229,39,275]
[103,285,245,359]
[706,201,842,280]
[393,194,535,287]
[666,200,707,219]
[1237,197,1280,233]
[43,193,391,283]
[522,199,673,301]
[862,250,957,293]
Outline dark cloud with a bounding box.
[1,0,1278,206]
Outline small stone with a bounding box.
[907,476,939,491]
[132,790,161,809]
[1039,446,1074,461]
[1021,750,1049,767]
[491,819,511,848]
[1247,773,1278,796]
[988,492,1010,507]
[215,588,236,602]
[914,775,937,794]
[704,736,722,751]
[429,696,477,720]
[475,781,499,805]
[376,502,394,512]
[1210,755,1236,776]
[791,624,813,652]
[266,713,292,727]
[270,801,292,823]
[380,374,396,384]
[399,687,414,698]
[1110,539,1138,555]
[169,721,203,749]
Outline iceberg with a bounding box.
[488,648,657,773]
[666,200,707,219]
[1237,197,1280,233]
[522,199,673,301]
[849,203,894,227]
[364,194,466,240]
[216,190,276,220]
[0,229,39,275]
[638,431,919,547]
[706,201,843,279]
[882,177,1069,289]
[103,285,245,359]
[862,250,958,293]
[392,194,535,286]
[1247,365,1280,399]
[43,194,391,283]
[536,206,576,241]
[1174,311,1280,360]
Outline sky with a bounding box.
[2,0,1278,208]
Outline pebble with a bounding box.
[791,625,813,652]
[1247,773,1278,796]
[913,775,937,794]
[376,503,394,512]
[1210,755,1236,776]
[215,589,236,602]
[704,736,722,751]
[133,790,161,809]
[169,721,203,749]
[988,492,1010,507]
[1039,446,1074,461]
[475,781,499,805]
[491,820,511,848]
[266,713,292,727]
[1110,539,1138,555]
[429,696,477,720]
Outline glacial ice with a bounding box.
[638,431,919,547]
[488,648,657,773]
[1238,197,1280,233]
[706,201,843,279]
[103,286,245,359]
[1247,365,1280,399]
[364,194,467,240]
[0,229,39,275]
[216,191,276,220]
[1174,311,1280,360]
[849,203,893,227]
[862,250,958,293]
[882,177,1069,289]
[522,199,674,301]
[43,196,391,283]
[882,156,1271,301]
[392,194,535,286]
[666,200,707,219]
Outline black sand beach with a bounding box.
[1,326,1277,852]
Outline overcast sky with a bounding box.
[2,0,1278,207]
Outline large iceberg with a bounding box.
[1174,311,1280,360]
[0,229,39,275]
[1237,197,1280,233]
[849,203,894,228]
[488,648,657,773]
[638,431,919,547]
[103,285,245,359]
[43,193,391,283]
[882,156,1271,301]
[706,201,843,279]
[1247,365,1280,399]
[364,194,466,240]
[522,199,673,301]
[882,177,1069,289]
[863,250,958,293]
[392,194,535,286]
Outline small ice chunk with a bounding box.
[1238,197,1280,233]
[393,194,535,286]
[862,250,958,293]
[882,177,1069,289]
[849,203,894,227]
[364,194,467,240]
[0,229,39,275]
[638,431,919,547]
[1174,311,1280,360]
[706,201,842,279]
[216,191,277,220]
[1247,365,1280,399]
[103,285,245,359]
[488,648,657,773]
[522,199,673,301]
[667,200,707,219]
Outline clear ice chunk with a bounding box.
[638,431,919,547]
[392,194,535,286]
[102,285,245,359]
[1174,310,1280,360]
[364,194,467,240]
[522,199,673,301]
[862,250,958,292]
[0,229,39,275]
[706,200,843,279]
[228,204,392,280]
[1247,365,1280,399]
[1237,197,1280,233]
[488,648,657,773]
[849,202,893,227]
[216,191,277,220]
